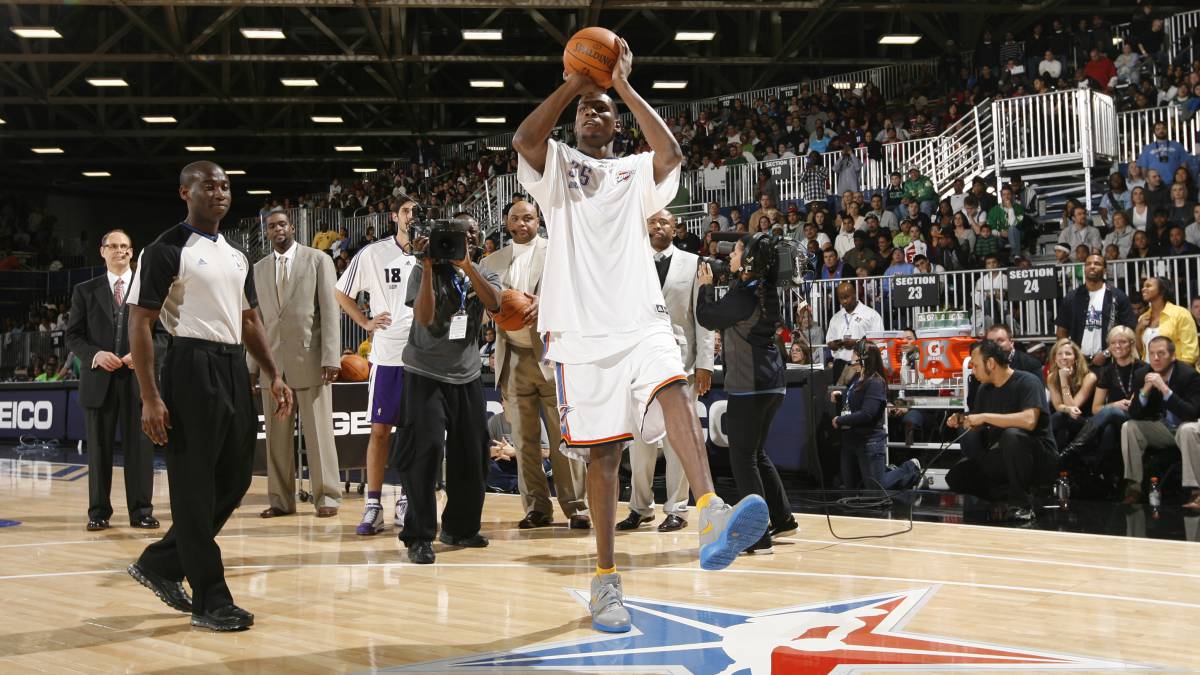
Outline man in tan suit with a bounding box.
[252,209,343,517]
[618,209,714,532]
[481,200,589,529]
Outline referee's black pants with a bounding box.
[137,338,255,614]
[396,371,487,546]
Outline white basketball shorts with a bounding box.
[550,327,688,461]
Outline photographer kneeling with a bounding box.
[697,234,797,555]
[398,218,502,564]
[946,339,1058,522]
[831,342,922,493]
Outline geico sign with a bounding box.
[257,410,373,440]
[0,400,54,430]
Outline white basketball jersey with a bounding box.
[335,236,417,366]
[517,139,679,363]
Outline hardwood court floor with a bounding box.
[1,459,1198,674]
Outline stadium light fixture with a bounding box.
[141,115,177,123]
[476,116,506,124]
[11,27,61,39]
[82,171,111,177]
[652,81,688,89]
[31,147,64,154]
[878,34,922,45]
[311,115,344,123]
[87,78,129,87]
[486,146,507,151]
[185,145,216,152]
[0,117,6,125]
[352,168,377,173]
[280,78,319,87]
[675,31,716,41]
[225,170,246,175]
[335,145,363,152]
[469,80,505,88]
[831,82,867,90]
[240,28,285,40]
[247,189,272,195]
[462,29,502,40]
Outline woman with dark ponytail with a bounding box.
[831,343,922,493]
[697,234,797,555]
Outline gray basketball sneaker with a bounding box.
[698,494,769,571]
[590,573,632,633]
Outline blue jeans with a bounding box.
[841,434,920,491]
[1086,404,1130,469]
[919,200,937,216]
[1007,224,1021,254]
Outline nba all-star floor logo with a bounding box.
[385,586,1145,673]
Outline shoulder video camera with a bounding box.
[409,204,468,263]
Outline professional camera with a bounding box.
[410,204,469,263]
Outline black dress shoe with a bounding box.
[408,541,436,564]
[130,515,160,529]
[770,517,799,538]
[439,532,489,548]
[127,562,192,613]
[191,604,254,632]
[518,510,553,529]
[86,519,110,532]
[615,512,653,531]
[656,514,687,532]
[569,515,591,530]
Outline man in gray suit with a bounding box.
[251,209,343,518]
[480,200,589,529]
[618,209,715,532]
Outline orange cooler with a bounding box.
[917,335,974,380]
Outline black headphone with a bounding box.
[853,337,870,359]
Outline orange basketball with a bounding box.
[491,289,532,332]
[339,354,370,382]
[564,27,619,89]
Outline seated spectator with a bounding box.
[902,168,937,216]
[1144,169,1171,213]
[867,194,898,232]
[1128,230,1155,259]
[834,215,857,258]
[1168,183,1196,228]
[1163,225,1200,257]
[1137,276,1199,365]
[1148,208,1174,249]
[1083,49,1117,90]
[1129,185,1151,229]
[986,185,1025,254]
[946,339,1058,521]
[1120,335,1200,503]
[884,172,906,220]
[844,231,882,275]
[1058,205,1102,253]
[1038,50,1063,79]
[707,201,731,231]
[903,224,928,262]
[1060,326,1143,481]
[913,252,943,275]
[803,222,831,251]
[1098,173,1131,228]
[819,247,848,281]
[973,224,1002,261]
[672,220,702,254]
[1046,339,1097,451]
[1104,211,1137,257]
[1186,205,1200,249]
[932,231,970,271]
[1114,42,1141,85]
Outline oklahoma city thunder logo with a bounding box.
[384,587,1144,673]
[615,169,635,183]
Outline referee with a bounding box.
[125,161,293,632]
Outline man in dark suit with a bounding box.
[1120,335,1200,503]
[66,229,161,531]
[1054,254,1137,365]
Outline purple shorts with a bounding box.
[367,364,405,426]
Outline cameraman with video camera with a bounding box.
[397,216,502,565]
[697,233,797,556]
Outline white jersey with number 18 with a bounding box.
[335,236,416,367]
[517,139,680,364]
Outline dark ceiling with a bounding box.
[0,0,1182,200]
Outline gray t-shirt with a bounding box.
[403,262,501,385]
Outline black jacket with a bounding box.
[65,274,167,409]
[697,279,784,394]
[1128,361,1200,425]
[836,374,888,446]
[1054,284,1137,352]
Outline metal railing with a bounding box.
[802,253,1200,342]
[1116,104,1200,166]
[1112,9,1200,67]
[906,99,994,196]
[993,89,1085,168]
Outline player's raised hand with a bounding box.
[612,38,633,86]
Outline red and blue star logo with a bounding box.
[388,586,1146,673]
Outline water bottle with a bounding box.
[1054,471,1071,507]
[1148,476,1162,509]
[899,354,910,386]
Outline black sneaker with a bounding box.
[127,562,192,613]
[770,518,799,538]
[191,604,254,632]
[438,532,489,548]
[740,533,774,556]
[408,541,436,564]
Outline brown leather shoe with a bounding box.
[568,515,592,530]
[518,511,553,529]
[656,513,687,532]
[260,507,293,518]
[315,506,338,518]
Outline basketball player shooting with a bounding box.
[512,34,769,634]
